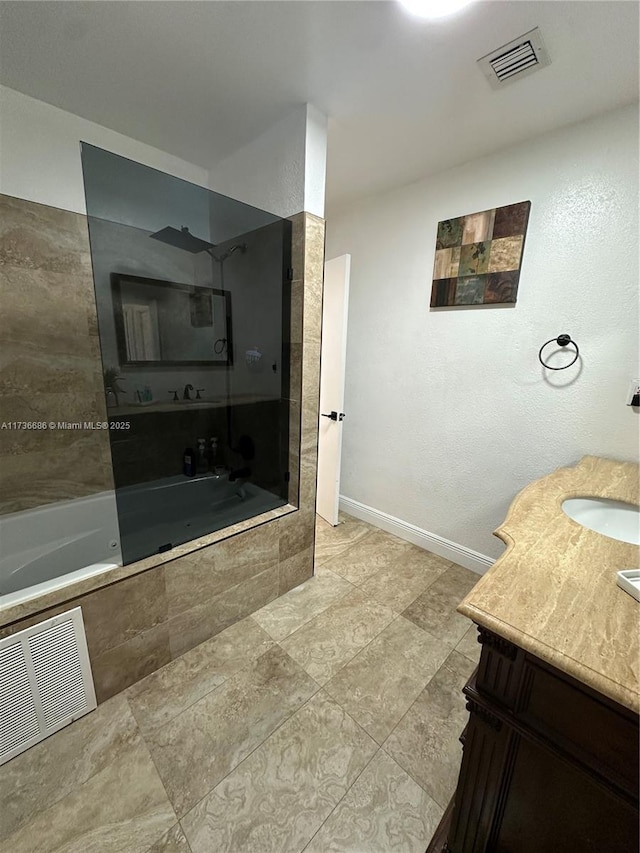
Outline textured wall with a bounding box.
[0,211,324,703]
[208,104,327,219]
[326,104,639,561]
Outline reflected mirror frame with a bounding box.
[110,272,233,367]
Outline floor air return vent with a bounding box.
[0,607,96,765]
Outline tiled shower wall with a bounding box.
[0,193,324,702]
[0,194,114,513]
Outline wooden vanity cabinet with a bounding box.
[428,626,639,853]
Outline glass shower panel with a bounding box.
[81,144,296,565]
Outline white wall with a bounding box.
[326,104,639,565]
[303,104,328,218]
[0,86,208,213]
[208,103,327,218]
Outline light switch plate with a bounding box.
[626,379,640,406]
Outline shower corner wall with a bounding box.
[0,193,324,703]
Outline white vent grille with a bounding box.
[478,28,551,89]
[0,607,96,766]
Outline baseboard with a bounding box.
[339,495,494,576]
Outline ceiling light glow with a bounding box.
[398,0,476,19]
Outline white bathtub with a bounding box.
[116,474,286,563]
[0,490,122,608]
[0,475,286,610]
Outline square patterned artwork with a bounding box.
[430,201,531,307]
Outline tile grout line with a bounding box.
[177,672,325,828]
[123,629,279,738]
[275,606,401,688]
[332,557,450,614]
[124,700,183,834]
[249,576,357,643]
[377,650,471,809]
[313,524,378,567]
[298,743,382,853]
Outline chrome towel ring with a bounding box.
[538,334,579,370]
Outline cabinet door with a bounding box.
[493,736,639,853]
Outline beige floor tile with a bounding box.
[314,514,374,566]
[356,548,451,612]
[0,694,139,841]
[126,618,275,735]
[145,823,192,852]
[324,616,451,744]
[280,588,395,684]
[252,572,353,641]
[324,530,415,585]
[0,738,176,853]
[313,560,343,578]
[144,646,318,817]
[455,624,482,664]
[181,691,377,853]
[303,750,443,853]
[402,564,479,647]
[383,651,476,809]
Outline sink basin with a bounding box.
[562,498,640,545]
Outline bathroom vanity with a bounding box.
[428,456,640,853]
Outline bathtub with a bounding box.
[0,490,122,607]
[0,475,286,609]
[116,474,286,564]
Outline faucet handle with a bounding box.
[169,390,179,402]
[196,388,205,400]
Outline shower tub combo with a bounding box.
[0,475,284,609]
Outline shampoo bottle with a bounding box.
[183,447,196,477]
[196,438,208,474]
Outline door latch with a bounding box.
[321,411,346,422]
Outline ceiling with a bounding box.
[0,1,638,213]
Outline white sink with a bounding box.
[562,498,640,545]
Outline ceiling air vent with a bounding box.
[478,28,551,89]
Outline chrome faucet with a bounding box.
[183,383,194,400]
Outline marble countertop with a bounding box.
[458,456,640,713]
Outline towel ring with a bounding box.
[538,334,579,370]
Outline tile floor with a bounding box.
[0,513,481,853]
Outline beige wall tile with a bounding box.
[278,509,315,559]
[167,565,279,658]
[91,622,172,703]
[288,212,305,279]
[0,434,114,514]
[0,193,92,274]
[214,522,279,582]
[0,194,109,515]
[81,567,168,657]
[278,545,314,595]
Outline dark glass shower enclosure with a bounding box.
[81,144,295,565]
